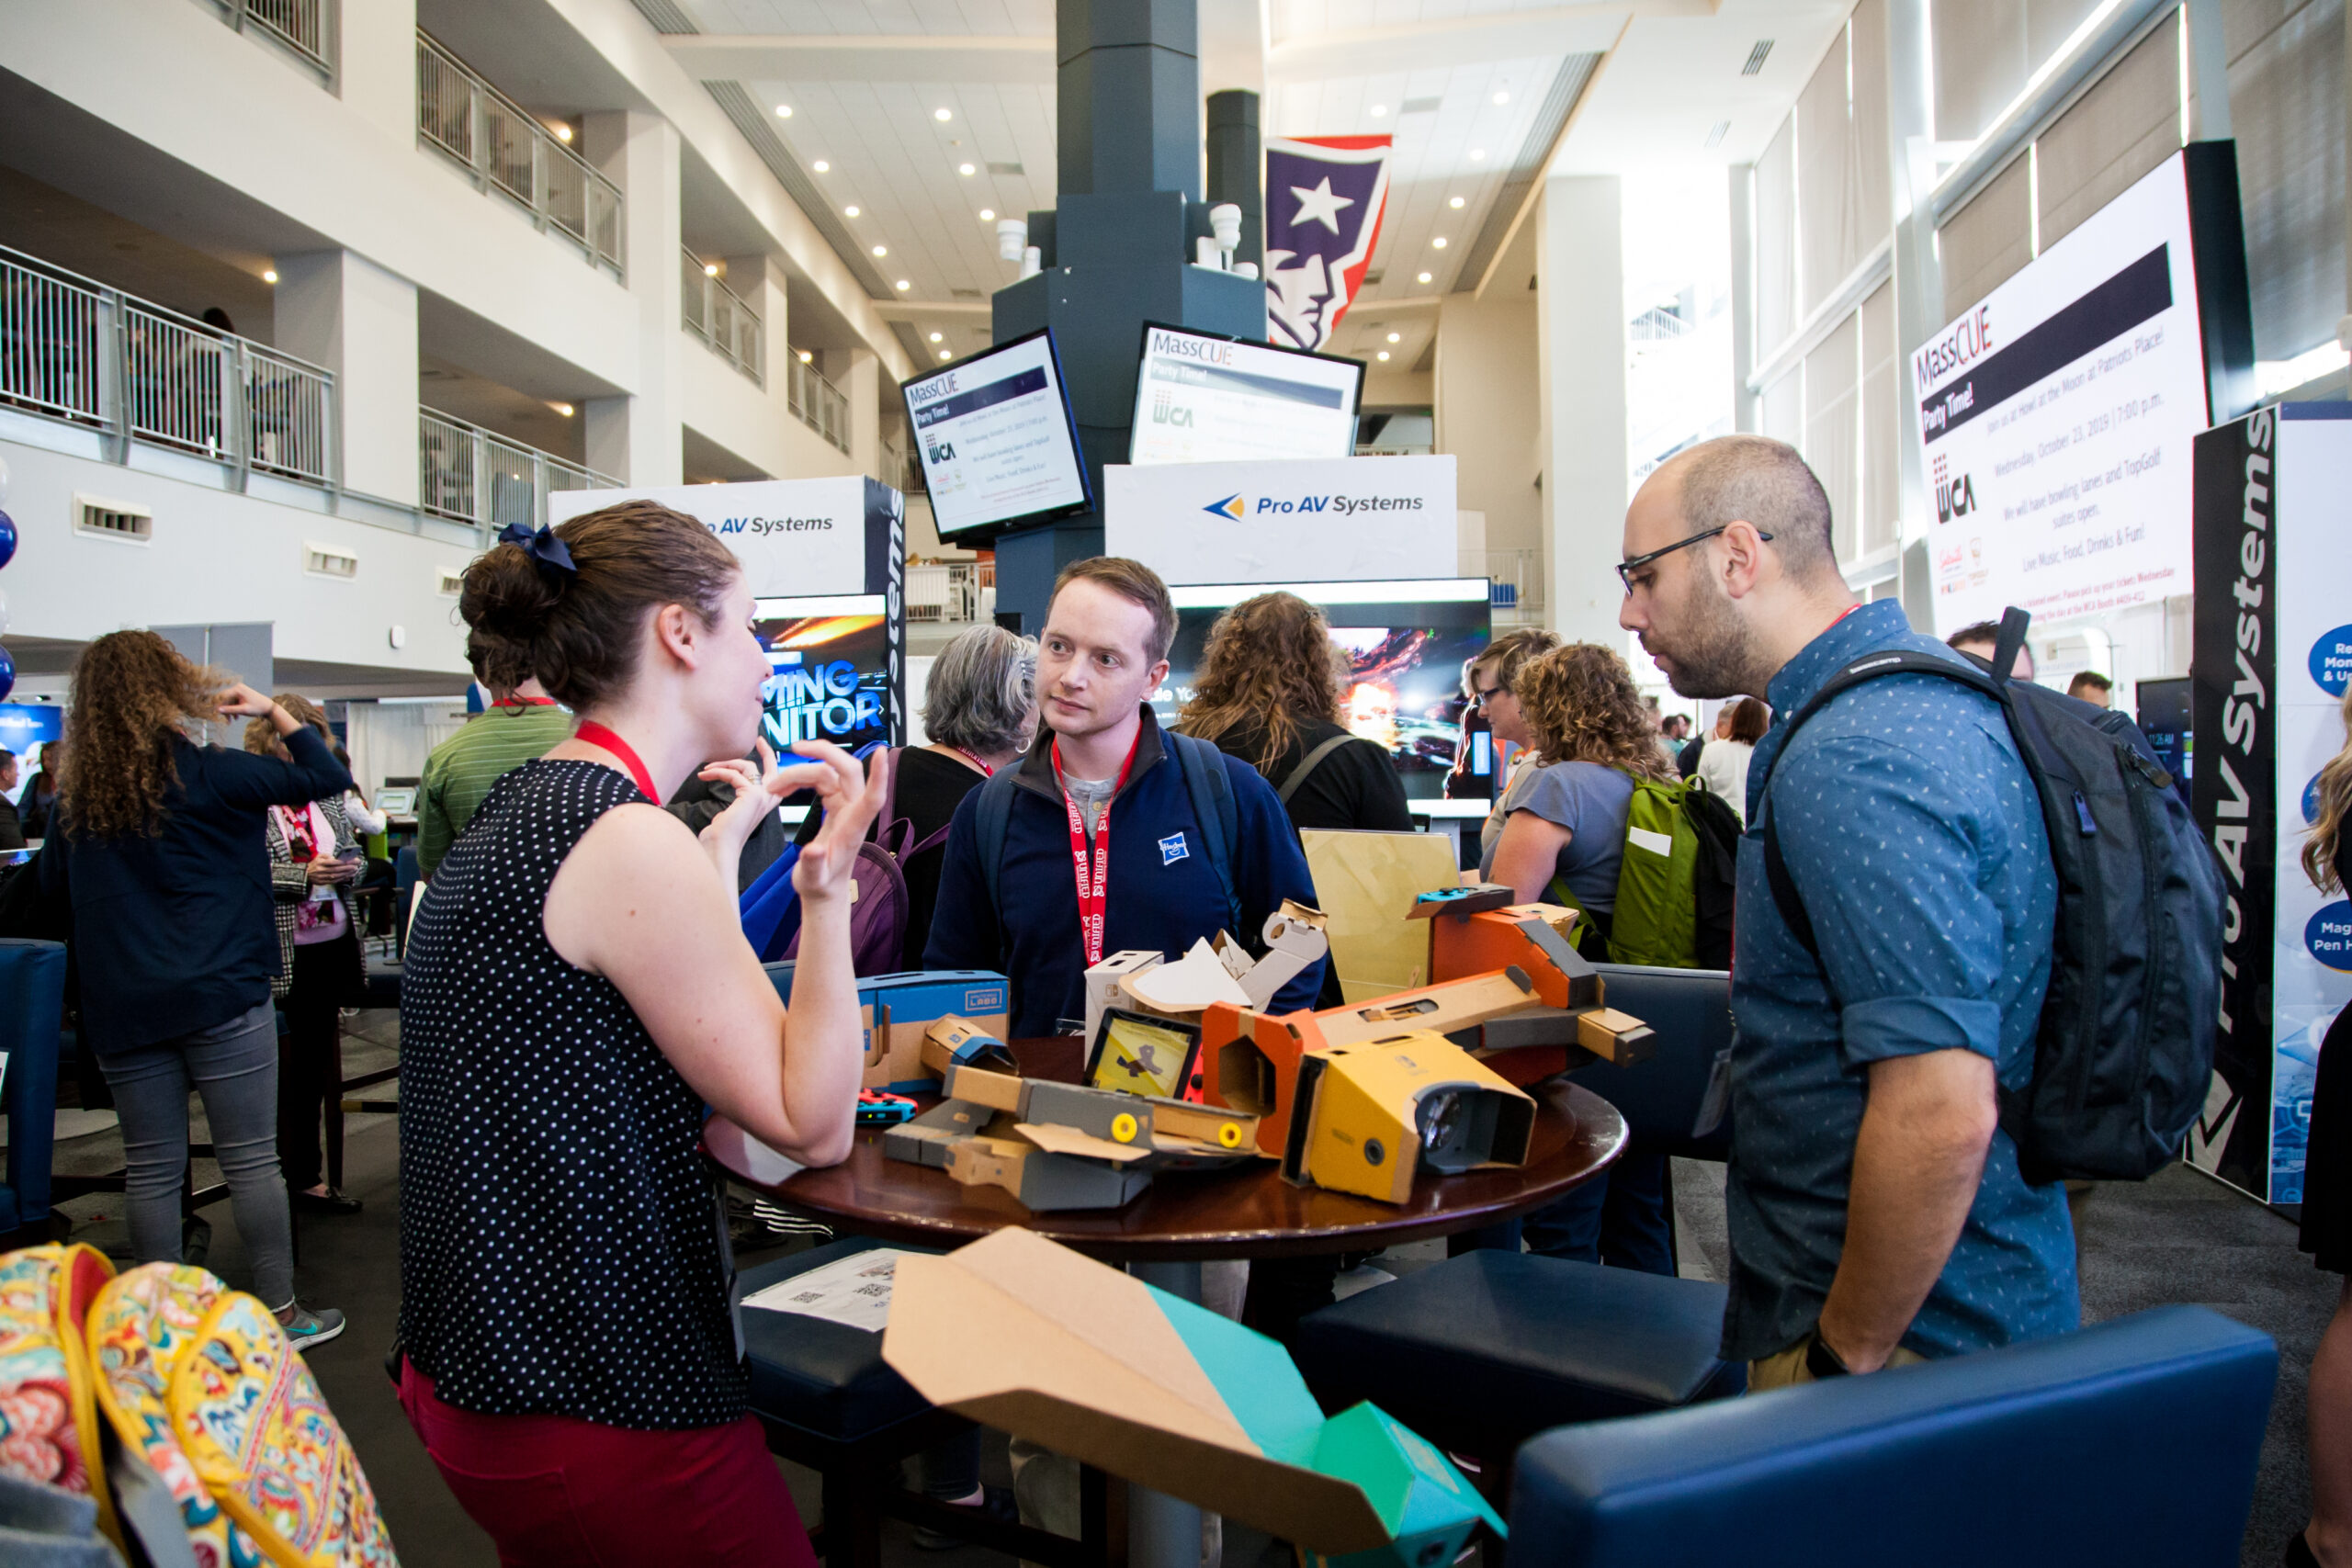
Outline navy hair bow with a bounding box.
[497,522,576,574]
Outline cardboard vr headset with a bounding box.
[939,1064,1260,1167]
[1087,904,1333,1042]
[766,968,1012,1091]
[883,1227,1504,1568]
[1199,970,1540,1156]
[1283,1031,1535,1205]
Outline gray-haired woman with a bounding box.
[794,622,1036,973]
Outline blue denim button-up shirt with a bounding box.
[1724,599,2079,1362]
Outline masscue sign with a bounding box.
[547,476,895,601]
[1103,455,1456,586]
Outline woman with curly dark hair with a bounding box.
[38,629,352,1345]
[1472,641,1678,1275]
[1176,591,1412,840]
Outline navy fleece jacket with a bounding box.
[923,705,1325,1038]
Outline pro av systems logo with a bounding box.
[1931,452,1978,524]
[1204,495,1246,521]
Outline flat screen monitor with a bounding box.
[1151,579,1490,801]
[755,594,893,755]
[1913,145,2251,635]
[904,328,1091,540]
[0,704,64,807]
[1127,323,1364,466]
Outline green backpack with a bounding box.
[1546,773,1740,969]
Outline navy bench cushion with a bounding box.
[740,1236,939,1443]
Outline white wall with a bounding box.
[2,439,474,677]
[1435,291,1544,563]
[276,250,421,504]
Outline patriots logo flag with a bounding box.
[1263,135,1391,353]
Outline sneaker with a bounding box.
[278,1304,347,1352]
[913,1484,1017,1551]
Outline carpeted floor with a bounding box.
[38,1010,2340,1567]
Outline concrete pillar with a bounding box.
[274,249,419,504]
[1057,0,1202,200]
[1534,175,1630,649]
[1884,0,1942,632]
[1205,90,1262,269]
[582,110,683,486]
[338,0,416,147]
[1434,290,1542,581]
[845,350,882,481]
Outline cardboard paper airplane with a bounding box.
[882,1228,1504,1567]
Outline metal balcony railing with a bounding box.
[682,251,763,385]
[419,407,618,532]
[1487,547,1544,615]
[212,0,334,81]
[416,32,624,276]
[0,243,336,489]
[787,353,851,454]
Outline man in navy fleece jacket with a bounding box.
[924,557,1324,1038]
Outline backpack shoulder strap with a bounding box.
[1277,732,1358,806]
[1759,648,2007,958]
[1168,732,1244,939]
[972,766,1023,924]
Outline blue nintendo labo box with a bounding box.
[763,965,1010,1092]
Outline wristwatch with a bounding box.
[1804,1330,1853,1380]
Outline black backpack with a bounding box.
[1759,607,2224,1185]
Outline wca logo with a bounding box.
[1935,471,1980,524]
[1204,495,1245,521]
[1151,390,1193,428]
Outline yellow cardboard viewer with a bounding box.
[1283,1030,1535,1204]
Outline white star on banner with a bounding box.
[1288,177,1356,235]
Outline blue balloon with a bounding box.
[0,644,14,704]
[0,509,15,571]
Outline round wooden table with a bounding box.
[704,1038,1630,1262]
[705,1039,1627,1568]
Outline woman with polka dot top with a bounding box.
[394,500,888,1566]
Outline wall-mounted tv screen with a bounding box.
[1914,143,2251,635]
[755,594,896,755]
[905,327,1091,540]
[1127,322,1364,467]
[1151,579,1490,800]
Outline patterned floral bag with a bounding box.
[88,1262,266,1568]
[167,1289,398,1568]
[0,1243,120,1547]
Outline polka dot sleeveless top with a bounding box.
[398,759,746,1428]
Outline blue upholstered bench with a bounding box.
[1291,1248,1743,1475]
[0,939,67,1242]
[1503,1304,2277,1568]
[738,1236,1120,1568]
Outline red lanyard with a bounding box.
[495,696,556,707]
[952,747,995,777]
[575,720,661,804]
[1053,733,1139,966]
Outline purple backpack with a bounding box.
[781,750,954,976]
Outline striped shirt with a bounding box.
[417,703,575,875]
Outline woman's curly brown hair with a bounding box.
[58,630,226,840]
[1512,643,1676,781]
[1176,592,1347,764]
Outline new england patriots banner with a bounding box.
[1263,135,1391,352]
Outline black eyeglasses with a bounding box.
[1473,682,1507,705]
[1616,525,1773,594]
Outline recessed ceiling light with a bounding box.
[1387,332,1401,343]
[263,268,278,283]
[896,279,911,290]
[703,262,719,276]
[872,244,888,257]
[844,204,860,217]
[798,349,813,363]
[813,160,831,173]
[1493,90,1510,105]
[933,107,953,122]
[1418,271,1432,283]
[959,163,976,175]
[1448,196,1464,209]
[1431,236,1448,249]
[978,209,996,220]
[940,350,953,360]
[1377,351,1391,361]
[1369,104,1386,117]
[1469,148,1486,161]
[927,332,942,343]
[553,124,573,142]
[548,400,575,417]
[775,104,793,118]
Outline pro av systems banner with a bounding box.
[1102,455,1455,586]
[548,476,907,746]
[1917,144,2252,634]
[2189,404,2352,1205]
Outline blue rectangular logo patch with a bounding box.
[1159,832,1190,865]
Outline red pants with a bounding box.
[398,1359,818,1568]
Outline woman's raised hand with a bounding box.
[787,742,890,902]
